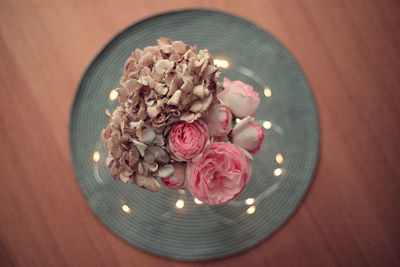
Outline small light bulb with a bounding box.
[276,153,284,164]
[264,88,272,98]
[93,151,100,162]
[175,199,184,209]
[213,58,230,69]
[109,89,118,101]
[274,168,282,176]
[246,205,256,214]
[263,121,272,129]
[194,198,203,205]
[245,198,255,205]
[122,204,131,214]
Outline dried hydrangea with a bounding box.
[102,38,221,192]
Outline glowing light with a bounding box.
[276,153,284,164]
[245,198,255,205]
[122,204,131,214]
[263,121,272,129]
[178,189,186,194]
[246,205,256,214]
[109,89,118,101]
[264,88,272,97]
[213,58,230,69]
[194,198,203,205]
[93,151,100,162]
[175,199,184,209]
[274,168,282,176]
[236,118,242,123]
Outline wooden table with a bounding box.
[1,1,399,266]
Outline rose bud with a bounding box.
[232,117,264,154]
[187,142,251,205]
[161,163,187,189]
[218,78,260,118]
[167,119,210,161]
[204,104,232,137]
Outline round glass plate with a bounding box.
[70,9,319,261]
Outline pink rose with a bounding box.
[232,117,264,154]
[187,142,251,205]
[204,104,232,136]
[167,120,209,161]
[218,78,260,118]
[161,163,186,189]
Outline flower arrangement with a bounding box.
[102,38,264,205]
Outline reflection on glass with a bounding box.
[178,189,186,194]
[175,199,184,209]
[93,151,100,162]
[194,198,203,205]
[213,58,230,69]
[274,168,282,176]
[264,87,272,98]
[276,153,284,164]
[246,205,256,214]
[245,198,255,205]
[237,66,263,85]
[263,121,272,129]
[122,204,131,214]
[109,89,118,101]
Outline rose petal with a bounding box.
[232,116,264,154]
[162,163,186,189]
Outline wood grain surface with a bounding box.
[1,0,400,266]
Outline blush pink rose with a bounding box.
[218,78,260,118]
[232,117,264,154]
[167,119,209,161]
[187,142,251,205]
[204,104,232,137]
[161,163,187,189]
